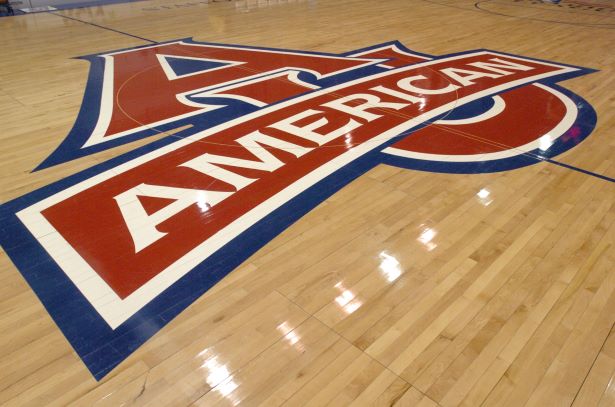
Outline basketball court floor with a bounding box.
[0,0,614,405]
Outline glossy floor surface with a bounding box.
[1,0,615,405]
[7,0,144,14]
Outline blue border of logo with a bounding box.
[0,41,598,379]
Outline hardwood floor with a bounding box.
[0,0,613,405]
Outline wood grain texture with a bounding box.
[1,0,614,405]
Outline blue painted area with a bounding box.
[4,1,144,17]
[441,96,496,120]
[50,0,146,11]
[0,42,603,380]
[163,55,232,77]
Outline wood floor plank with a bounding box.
[1,0,613,404]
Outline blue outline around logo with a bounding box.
[0,40,598,379]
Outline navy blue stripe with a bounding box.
[51,12,157,44]
[545,158,615,183]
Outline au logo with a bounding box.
[0,39,596,379]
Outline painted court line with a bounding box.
[51,12,158,43]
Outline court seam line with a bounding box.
[569,321,615,405]
[179,290,316,405]
[422,123,615,184]
[50,12,158,44]
[543,158,615,184]
[473,1,615,28]
[419,0,614,29]
[271,289,445,405]
[479,0,615,18]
